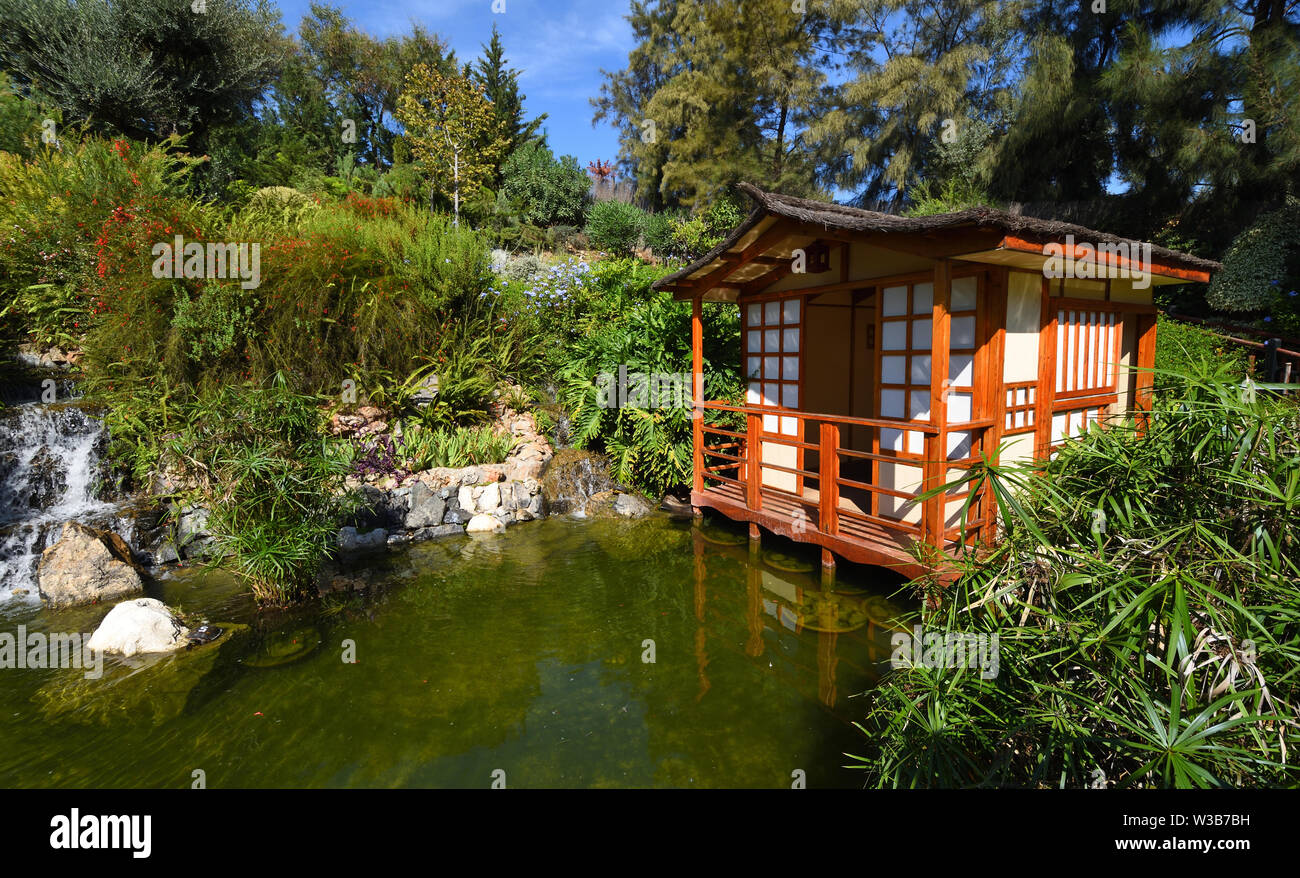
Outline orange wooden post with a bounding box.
[1034,277,1058,460]
[746,411,763,511]
[691,294,705,494]
[1134,313,1157,434]
[925,259,952,553]
[819,421,839,536]
[979,268,1007,543]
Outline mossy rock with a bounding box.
[696,524,746,546]
[794,591,868,633]
[34,623,249,726]
[762,548,815,574]
[862,595,908,629]
[242,624,323,668]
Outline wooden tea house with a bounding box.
[655,184,1221,579]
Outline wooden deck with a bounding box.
[692,401,992,583]
[693,481,947,582]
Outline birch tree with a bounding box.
[396,64,506,225]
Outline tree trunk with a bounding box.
[453,147,460,228]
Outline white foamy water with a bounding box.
[0,402,119,601]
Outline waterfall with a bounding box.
[540,448,617,516]
[0,383,119,600]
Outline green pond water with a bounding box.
[0,515,913,788]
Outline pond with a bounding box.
[0,514,912,788]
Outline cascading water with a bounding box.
[0,373,120,600]
[540,448,617,516]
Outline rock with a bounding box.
[405,480,447,529]
[614,493,653,518]
[457,485,476,515]
[24,446,66,510]
[412,524,464,541]
[176,504,214,559]
[125,503,174,566]
[38,522,144,606]
[541,448,616,515]
[351,484,409,530]
[477,482,501,514]
[466,514,505,534]
[86,598,189,656]
[337,526,387,553]
[660,494,694,520]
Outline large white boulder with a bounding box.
[465,514,505,534]
[86,598,190,657]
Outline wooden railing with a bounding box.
[697,402,996,552]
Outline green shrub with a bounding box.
[373,162,425,202]
[1154,315,1248,389]
[850,363,1300,788]
[0,134,200,344]
[1,283,83,349]
[169,281,257,365]
[559,282,741,497]
[501,143,591,227]
[1207,198,1299,313]
[584,199,646,255]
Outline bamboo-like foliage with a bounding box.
[852,361,1300,788]
[163,373,356,605]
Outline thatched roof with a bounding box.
[653,182,1221,292]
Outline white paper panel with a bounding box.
[949,352,973,386]
[913,282,934,314]
[782,298,800,324]
[882,285,908,316]
[951,315,976,349]
[948,430,972,460]
[912,318,932,349]
[881,321,907,350]
[881,355,906,384]
[910,354,931,384]
[909,389,930,420]
[948,391,972,422]
[951,276,977,311]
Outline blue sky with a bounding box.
[274,0,633,167]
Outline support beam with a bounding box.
[692,295,704,494]
[924,259,952,551]
[1034,277,1058,459]
[1134,313,1158,434]
[980,268,1008,539]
